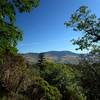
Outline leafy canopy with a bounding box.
[0,0,39,55]
[65,6,100,51]
[40,62,86,100]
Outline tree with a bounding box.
[41,62,86,100]
[0,54,62,100]
[23,77,62,100]
[37,53,46,70]
[76,55,100,100]
[0,0,40,62]
[65,6,100,51]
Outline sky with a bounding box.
[16,0,100,53]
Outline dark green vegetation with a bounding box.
[0,0,39,62]
[0,1,100,100]
[0,52,100,100]
[0,53,86,100]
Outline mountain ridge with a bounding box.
[22,51,80,64]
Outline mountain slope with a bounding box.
[22,51,80,64]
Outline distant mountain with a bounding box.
[22,51,80,64]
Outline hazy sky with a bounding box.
[16,0,100,53]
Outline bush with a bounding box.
[21,77,62,100]
[40,62,86,100]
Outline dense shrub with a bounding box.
[79,62,100,100]
[0,54,62,100]
[22,77,62,100]
[40,62,86,100]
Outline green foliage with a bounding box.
[64,5,100,98]
[77,57,100,100]
[40,62,86,100]
[0,92,29,100]
[23,77,62,100]
[0,54,28,93]
[0,0,40,62]
[65,6,100,51]
[0,54,62,100]
[0,0,65,100]
[37,53,46,70]
[2,55,100,100]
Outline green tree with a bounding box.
[41,62,86,100]
[0,0,40,62]
[23,77,62,100]
[76,56,100,100]
[65,6,100,51]
[37,53,46,70]
[65,6,100,99]
[0,54,62,100]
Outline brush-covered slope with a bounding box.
[22,51,80,64]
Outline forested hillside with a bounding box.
[22,51,80,64]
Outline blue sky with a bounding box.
[16,0,100,53]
